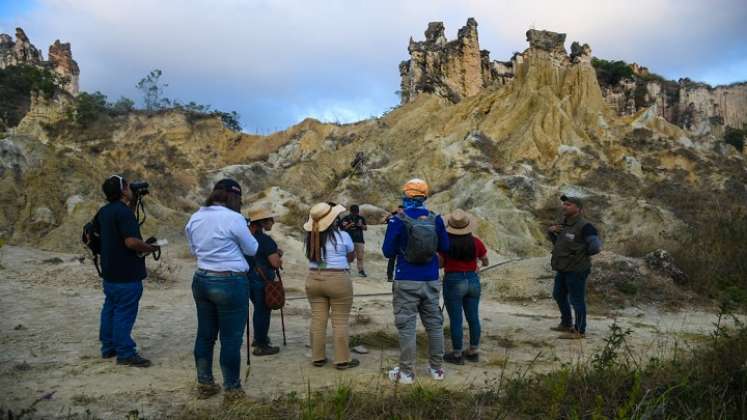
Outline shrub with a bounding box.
[672,206,747,307]
[0,64,67,129]
[71,91,109,127]
[724,126,746,152]
[591,58,634,86]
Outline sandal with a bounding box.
[335,359,360,370]
[312,358,328,367]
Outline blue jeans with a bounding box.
[553,270,590,334]
[443,271,481,352]
[248,271,272,346]
[192,271,248,390]
[100,280,144,361]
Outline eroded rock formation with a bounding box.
[601,75,747,135]
[400,20,747,135]
[0,28,79,95]
[399,18,492,103]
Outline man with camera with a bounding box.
[97,175,159,367]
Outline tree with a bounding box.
[591,58,634,86]
[72,91,108,127]
[136,69,169,111]
[110,96,135,114]
[216,111,241,131]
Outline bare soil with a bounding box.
[0,241,727,419]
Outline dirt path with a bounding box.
[0,245,726,419]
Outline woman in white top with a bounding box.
[304,202,359,369]
[184,179,258,401]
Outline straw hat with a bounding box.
[247,208,275,223]
[445,209,475,235]
[402,178,429,198]
[303,202,346,232]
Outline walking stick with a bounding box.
[276,268,287,346]
[245,304,251,380]
[280,307,287,346]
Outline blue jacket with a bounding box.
[382,208,449,281]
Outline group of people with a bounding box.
[93,174,600,402]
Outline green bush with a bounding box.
[71,91,109,127]
[724,126,746,152]
[177,319,747,419]
[591,58,634,86]
[672,206,747,308]
[0,64,67,129]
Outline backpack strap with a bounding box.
[255,265,272,283]
[93,254,102,277]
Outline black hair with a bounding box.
[447,233,476,261]
[350,204,360,213]
[102,176,126,202]
[205,189,241,212]
[305,225,340,262]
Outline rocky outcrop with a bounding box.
[600,73,747,135]
[526,29,566,53]
[399,18,492,103]
[47,40,80,95]
[0,28,79,95]
[0,28,44,67]
[400,21,746,137]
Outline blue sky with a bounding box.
[2,0,746,132]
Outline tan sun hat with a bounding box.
[303,202,347,232]
[445,209,475,235]
[247,207,275,223]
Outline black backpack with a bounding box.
[82,211,103,277]
[399,211,439,264]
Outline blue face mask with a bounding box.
[402,196,427,210]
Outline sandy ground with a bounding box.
[0,236,729,419]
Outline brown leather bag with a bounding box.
[255,266,285,310]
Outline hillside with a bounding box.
[2,21,745,259]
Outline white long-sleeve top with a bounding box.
[185,205,258,272]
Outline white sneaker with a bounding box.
[388,367,415,384]
[429,366,445,380]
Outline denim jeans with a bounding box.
[248,271,272,346]
[552,270,590,334]
[392,280,444,373]
[192,270,248,390]
[443,271,481,352]
[100,280,144,361]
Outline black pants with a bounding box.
[387,257,396,280]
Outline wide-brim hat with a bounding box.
[303,202,346,232]
[445,209,475,235]
[247,208,275,223]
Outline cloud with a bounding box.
[1,0,745,131]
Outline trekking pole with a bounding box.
[245,307,251,380]
[280,307,287,346]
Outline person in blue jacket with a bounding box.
[382,178,449,384]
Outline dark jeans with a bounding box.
[387,257,396,281]
[248,271,272,346]
[100,280,143,360]
[192,270,248,390]
[552,270,590,334]
[443,271,481,352]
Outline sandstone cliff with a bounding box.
[1,23,745,262]
[401,20,747,137]
[0,28,79,95]
[601,73,747,135]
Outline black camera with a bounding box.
[129,181,149,197]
